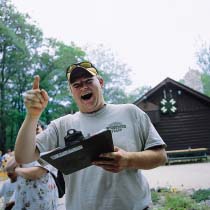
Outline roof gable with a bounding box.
[134,77,210,105]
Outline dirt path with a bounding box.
[142,162,210,190]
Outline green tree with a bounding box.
[0,0,43,151]
[0,0,86,151]
[201,73,210,97]
[196,43,210,74]
[196,42,210,97]
[84,44,132,103]
[1,0,152,152]
[34,38,85,123]
[128,86,152,103]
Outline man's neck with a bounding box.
[81,103,106,114]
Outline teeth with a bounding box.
[82,92,91,97]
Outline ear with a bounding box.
[67,83,73,95]
[98,77,104,88]
[69,87,73,95]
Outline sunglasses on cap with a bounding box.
[66,61,98,80]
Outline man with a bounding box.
[15,61,167,210]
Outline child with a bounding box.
[0,171,17,210]
[5,121,58,210]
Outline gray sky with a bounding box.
[12,0,210,90]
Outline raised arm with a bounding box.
[15,76,48,164]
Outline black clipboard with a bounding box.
[41,129,114,175]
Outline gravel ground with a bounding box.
[1,162,210,209]
[142,162,210,190]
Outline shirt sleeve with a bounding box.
[135,105,166,150]
[36,122,59,153]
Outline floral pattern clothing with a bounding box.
[0,179,16,208]
[12,161,58,210]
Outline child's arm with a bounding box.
[15,166,48,180]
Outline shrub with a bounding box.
[151,191,160,204]
[164,193,201,209]
[192,189,210,202]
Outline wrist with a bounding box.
[125,152,132,169]
[126,152,141,169]
[26,113,41,120]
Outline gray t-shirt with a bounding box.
[36,104,165,210]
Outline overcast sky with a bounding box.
[12,0,210,90]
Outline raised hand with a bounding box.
[24,75,49,118]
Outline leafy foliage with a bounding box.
[192,189,210,202]
[196,42,210,97]
[196,43,210,74]
[33,38,85,123]
[128,86,151,103]
[84,44,133,103]
[0,0,86,151]
[151,190,160,204]
[0,0,43,151]
[201,73,210,97]
[0,1,145,152]
[152,190,210,210]
[164,193,198,209]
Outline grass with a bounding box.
[151,188,210,210]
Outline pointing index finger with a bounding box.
[32,75,40,90]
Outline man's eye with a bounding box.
[86,79,93,84]
[73,84,80,88]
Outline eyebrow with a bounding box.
[72,78,94,86]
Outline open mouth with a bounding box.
[81,93,92,100]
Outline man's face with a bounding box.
[70,76,104,113]
[36,125,43,134]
